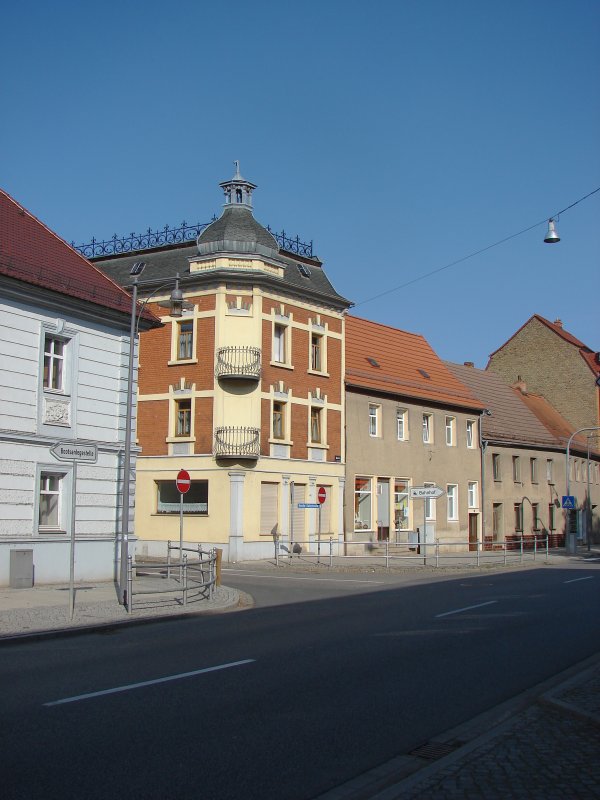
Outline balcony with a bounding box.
[215,346,261,381]
[213,426,260,460]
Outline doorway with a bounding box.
[468,513,479,551]
[377,479,390,540]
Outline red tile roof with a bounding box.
[0,189,157,324]
[517,390,600,457]
[345,316,485,410]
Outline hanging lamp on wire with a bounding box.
[544,218,560,243]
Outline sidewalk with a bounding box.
[0,579,243,641]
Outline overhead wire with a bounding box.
[354,186,600,308]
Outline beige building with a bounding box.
[94,165,351,560]
[345,317,486,550]
[447,362,600,546]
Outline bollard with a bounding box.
[215,548,222,586]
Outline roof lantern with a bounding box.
[219,160,257,211]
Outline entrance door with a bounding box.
[376,479,390,541]
[468,513,478,551]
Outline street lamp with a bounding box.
[564,426,600,556]
[119,268,190,606]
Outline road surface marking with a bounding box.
[435,600,497,618]
[223,570,385,584]
[563,576,594,584]
[44,659,255,707]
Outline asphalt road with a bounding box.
[1,563,598,800]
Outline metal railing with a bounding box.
[273,535,550,568]
[215,346,261,380]
[213,426,260,459]
[126,543,217,612]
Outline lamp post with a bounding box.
[119,270,188,606]
[564,426,600,556]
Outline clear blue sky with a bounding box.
[2,0,598,367]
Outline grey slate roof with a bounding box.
[445,362,560,449]
[197,206,280,257]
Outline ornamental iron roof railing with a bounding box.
[215,346,261,381]
[74,221,313,259]
[213,426,260,459]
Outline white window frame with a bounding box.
[424,481,436,520]
[394,478,410,530]
[546,459,554,484]
[309,331,326,374]
[466,419,475,448]
[43,335,66,392]
[272,400,286,441]
[354,476,372,530]
[177,319,194,361]
[156,479,208,514]
[396,408,408,441]
[447,484,458,520]
[35,465,72,535]
[272,321,290,366]
[369,404,380,437]
[445,416,455,446]
[310,406,323,444]
[422,413,433,444]
[468,481,478,509]
[175,398,192,438]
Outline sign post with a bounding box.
[50,441,98,619]
[176,469,191,568]
[409,485,444,562]
[317,487,327,562]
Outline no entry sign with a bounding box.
[317,486,327,504]
[176,469,191,494]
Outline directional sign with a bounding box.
[562,495,576,509]
[410,485,445,499]
[50,441,98,463]
[176,469,191,494]
[317,487,327,504]
[298,503,320,509]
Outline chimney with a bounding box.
[553,318,563,328]
[512,377,528,395]
[463,361,475,368]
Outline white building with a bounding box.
[0,189,159,585]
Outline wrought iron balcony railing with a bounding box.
[213,426,260,460]
[215,346,261,380]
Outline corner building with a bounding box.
[96,166,351,560]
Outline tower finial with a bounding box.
[233,160,240,178]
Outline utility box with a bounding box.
[10,549,34,589]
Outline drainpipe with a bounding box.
[479,410,492,545]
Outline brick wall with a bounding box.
[138,401,169,455]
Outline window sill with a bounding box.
[152,513,208,518]
[307,442,329,449]
[270,361,294,370]
[38,528,66,534]
[165,436,196,444]
[269,437,293,446]
[308,369,330,378]
[167,359,198,366]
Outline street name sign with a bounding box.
[562,495,576,509]
[50,441,98,462]
[298,503,320,509]
[410,485,444,499]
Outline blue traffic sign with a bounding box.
[298,503,320,509]
[562,495,576,509]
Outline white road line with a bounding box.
[44,659,255,707]
[564,576,594,584]
[435,600,498,618]
[222,570,385,584]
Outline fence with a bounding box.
[126,542,217,612]
[274,535,550,569]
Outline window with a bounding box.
[447,484,458,520]
[369,404,380,437]
[445,416,455,446]
[512,456,521,483]
[548,503,555,531]
[422,413,433,443]
[466,419,475,448]
[530,457,538,484]
[273,323,287,363]
[157,480,208,514]
[311,334,323,372]
[354,477,372,530]
[39,472,64,530]
[492,503,503,539]
[492,453,501,481]
[394,479,409,530]
[532,503,540,531]
[546,459,554,484]
[514,502,523,532]
[424,481,436,520]
[175,399,191,437]
[272,401,285,440]
[43,335,65,391]
[310,407,322,443]
[260,482,279,535]
[396,408,408,440]
[468,481,478,509]
[177,320,194,360]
